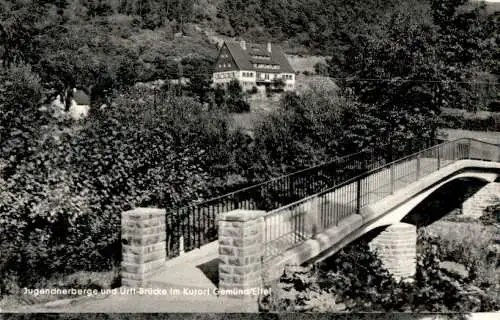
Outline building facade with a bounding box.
[212,40,296,91]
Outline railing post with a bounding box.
[416,153,421,180]
[468,139,472,159]
[390,163,395,195]
[178,209,185,256]
[437,145,441,170]
[233,193,239,210]
[356,178,361,214]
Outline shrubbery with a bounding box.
[261,229,499,313]
[480,203,500,226]
[439,113,500,131]
[0,85,242,294]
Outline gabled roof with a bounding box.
[224,41,295,74]
[73,90,90,105]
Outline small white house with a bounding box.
[50,88,90,120]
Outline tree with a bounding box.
[82,0,113,19]
[0,86,238,286]
[226,79,250,113]
[0,0,54,67]
[272,78,285,92]
[252,90,370,179]
[429,0,498,111]
[182,55,214,104]
[329,4,448,157]
[214,84,226,107]
[314,62,329,76]
[0,64,48,177]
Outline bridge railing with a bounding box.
[262,138,499,261]
[166,148,386,257]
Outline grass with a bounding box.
[0,267,120,309]
[286,54,329,73]
[229,94,281,131]
[421,219,499,298]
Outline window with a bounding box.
[265,74,269,80]
[228,63,231,67]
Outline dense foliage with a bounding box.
[262,226,499,313]
[439,112,500,131]
[217,0,402,55]
[480,203,500,226]
[331,0,499,113]
[0,85,243,291]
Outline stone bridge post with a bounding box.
[369,222,417,281]
[218,210,266,302]
[121,208,166,287]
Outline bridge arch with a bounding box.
[369,171,498,230]
[308,170,498,266]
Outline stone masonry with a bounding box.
[462,182,500,218]
[369,222,417,280]
[121,208,166,287]
[218,210,265,299]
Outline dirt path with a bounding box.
[3,293,257,313]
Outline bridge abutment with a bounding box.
[368,222,416,281]
[462,182,500,218]
[218,210,265,302]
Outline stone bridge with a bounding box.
[120,138,499,307]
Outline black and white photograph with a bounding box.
[0,0,499,317]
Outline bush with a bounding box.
[480,203,500,226]
[248,86,258,94]
[263,230,499,313]
[414,230,499,312]
[259,265,344,312]
[0,87,236,290]
[226,80,250,113]
[262,240,414,312]
[421,221,498,290]
[439,113,500,131]
[228,99,250,113]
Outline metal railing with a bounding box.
[262,138,499,261]
[166,148,387,257]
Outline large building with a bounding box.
[212,40,296,91]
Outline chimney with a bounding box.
[240,40,246,50]
[267,42,272,53]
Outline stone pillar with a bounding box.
[121,208,166,287]
[462,182,500,219]
[369,223,417,281]
[218,210,265,300]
